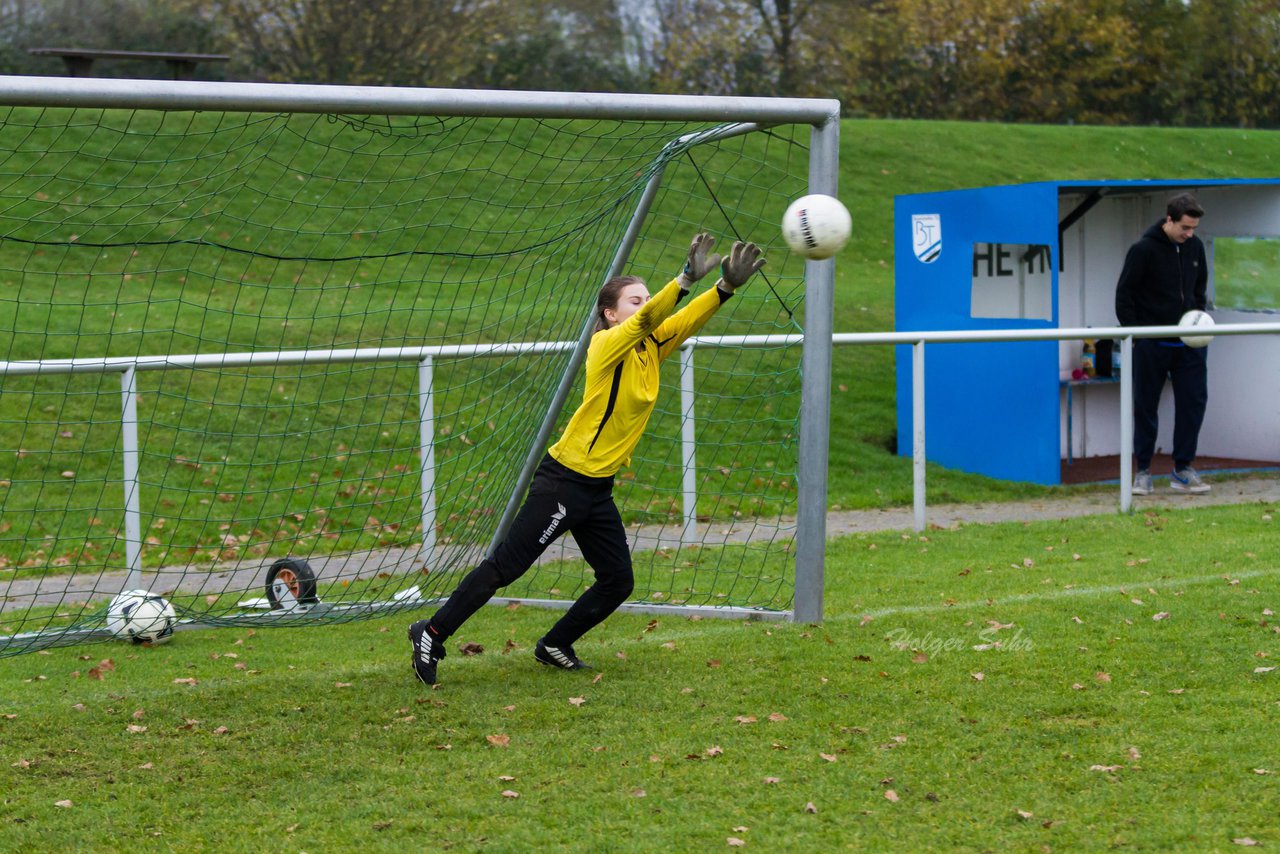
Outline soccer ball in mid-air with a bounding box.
[781,194,852,260]
[1179,309,1214,348]
[106,589,177,645]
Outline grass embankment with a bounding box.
[4,117,1278,579]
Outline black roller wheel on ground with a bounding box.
[264,557,319,610]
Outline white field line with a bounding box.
[853,565,1280,622]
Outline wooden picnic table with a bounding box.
[28,48,230,80]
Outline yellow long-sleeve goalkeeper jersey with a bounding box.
[548,278,730,478]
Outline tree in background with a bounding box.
[1181,0,1280,128]
[1003,0,1155,125]
[195,0,503,85]
[850,0,1028,120]
[459,0,641,92]
[1,0,220,78]
[0,0,1277,128]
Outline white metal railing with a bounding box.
[4,321,1277,592]
[830,321,1280,530]
[0,334,804,592]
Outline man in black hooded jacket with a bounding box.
[1115,192,1210,496]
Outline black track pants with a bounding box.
[428,455,634,646]
[1132,339,1208,471]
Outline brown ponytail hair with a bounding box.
[593,275,644,333]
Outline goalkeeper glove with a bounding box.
[677,232,721,289]
[717,241,766,293]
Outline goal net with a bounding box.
[0,83,833,655]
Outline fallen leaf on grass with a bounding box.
[768,712,788,722]
[1233,839,1259,847]
[1095,672,1111,683]
[1089,764,1123,772]
[212,726,229,735]
[735,715,757,725]
[173,677,198,686]
[1254,666,1277,674]
[632,789,646,797]
[884,790,900,802]
[334,682,353,688]
[727,838,745,847]
[12,759,30,769]
[54,800,73,808]
[486,734,511,748]
[971,672,985,681]
[819,753,837,762]
[763,776,780,784]
[458,642,484,656]
[1015,809,1034,820]
[804,802,818,814]
[137,762,154,770]
[568,696,586,707]
[501,790,519,799]
[1152,612,1171,621]
[705,745,724,757]
[1253,769,1271,775]
[1127,746,1142,760]
[126,724,147,734]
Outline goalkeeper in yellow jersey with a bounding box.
[409,233,765,684]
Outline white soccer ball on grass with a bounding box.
[1179,309,1214,348]
[781,194,852,260]
[106,589,177,645]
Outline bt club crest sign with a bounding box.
[912,213,941,264]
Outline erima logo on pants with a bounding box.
[538,503,567,544]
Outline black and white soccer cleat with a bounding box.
[534,638,592,671]
[409,620,446,685]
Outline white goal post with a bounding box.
[0,76,839,654]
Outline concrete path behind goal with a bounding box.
[4,476,1277,613]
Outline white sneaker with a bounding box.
[1132,470,1153,496]
[1171,467,1210,494]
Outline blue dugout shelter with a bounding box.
[895,179,1280,485]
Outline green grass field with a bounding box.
[3,500,1277,850]
[4,113,1280,849]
